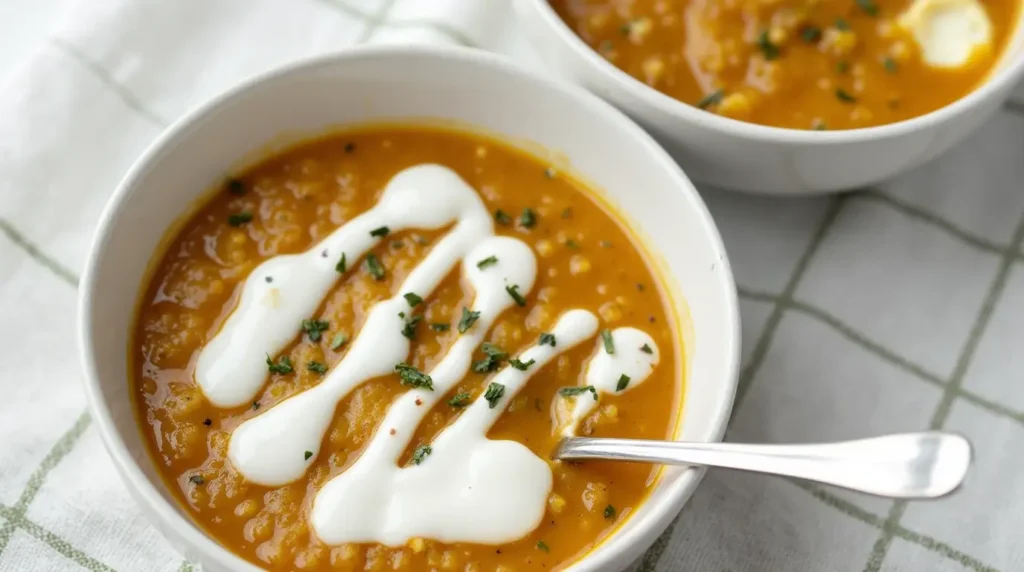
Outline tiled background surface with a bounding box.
[0,0,1022,570]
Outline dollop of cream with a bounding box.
[557,327,660,436]
[195,164,490,408]
[898,0,992,68]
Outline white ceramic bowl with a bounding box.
[78,45,740,571]
[517,0,1024,195]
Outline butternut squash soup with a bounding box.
[550,0,1020,129]
[132,126,682,571]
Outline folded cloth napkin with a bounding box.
[1,0,1023,570]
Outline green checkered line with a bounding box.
[4,1,1024,566]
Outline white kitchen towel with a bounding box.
[1,0,1022,571]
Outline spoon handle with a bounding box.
[554,432,971,499]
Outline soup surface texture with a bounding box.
[550,0,1019,129]
[132,126,681,571]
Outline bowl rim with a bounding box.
[525,0,1024,143]
[77,42,740,572]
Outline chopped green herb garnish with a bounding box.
[604,504,616,519]
[616,374,631,392]
[835,88,857,103]
[510,358,535,371]
[565,239,580,249]
[598,39,614,53]
[756,30,780,60]
[307,361,328,374]
[404,292,423,307]
[301,319,330,342]
[855,0,879,16]
[335,253,347,273]
[640,343,653,355]
[226,178,246,195]
[228,212,253,227]
[401,314,422,341]
[882,56,898,74]
[484,382,506,409]
[811,119,828,131]
[477,255,498,270]
[696,89,725,110]
[559,385,598,400]
[801,25,821,43]
[365,253,385,280]
[836,60,850,74]
[506,284,527,307]
[539,333,556,347]
[369,226,390,238]
[410,445,432,465]
[431,322,450,332]
[458,307,481,333]
[395,363,434,390]
[600,240,612,248]
[601,329,615,354]
[391,240,404,249]
[266,354,294,374]
[448,392,471,407]
[835,17,851,31]
[561,207,572,219]
[330,332,348,350]
[520,208,537,228]
[188,475,205,485]
[304,450,313,461]
[473,343,508,373]
[495,209,513,225]
[536,540,550,553]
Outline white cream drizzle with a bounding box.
[190,163,664,547]
[195,164,491,408]
[312,310,599,546]
[557,328,660,436]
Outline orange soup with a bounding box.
[551,0,1020,129]
[132,126,682,571]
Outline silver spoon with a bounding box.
[552,432,971,499]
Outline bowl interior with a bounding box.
[80,45,739,571]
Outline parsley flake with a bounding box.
[330,332,349,350]
[430,322,450,332]
[401,314,422,341]
[301,319,329,342]
[365,253,385,280]
[307,361,328,374]
[604,504,616,519]
[226,178,246,195]
[458,307,481,333]
[484,382,506,409]
[228,212,253,227]
[835,88,858,103]
[520,208,537,228]
[188,475,205,486]
[335,253,347,273]
[410,445,432,465]
[494,209,512,225]
[510,358,535,371]
[801,25,822,43]
[395,363,434,391]
[369,226,390,238]
[266,354,294,374]
[856,0,879,15]
[756,30,780,60]
[448,392,471,408]
[539,333,556,347]
[640,343,653,355]
[559,385,598,400]
[696,89,724,110]
[304,450,313,461]
[404,292,423,307]
[601,329,615,354]
[473,343,508,373]
[506,284,527,307]
[536,540,550,553]
[476,255,498,270]
[882,56,898,74]
[835,17,851,31]
[616,374,631,392]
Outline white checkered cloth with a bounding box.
[1,0,1022,570]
